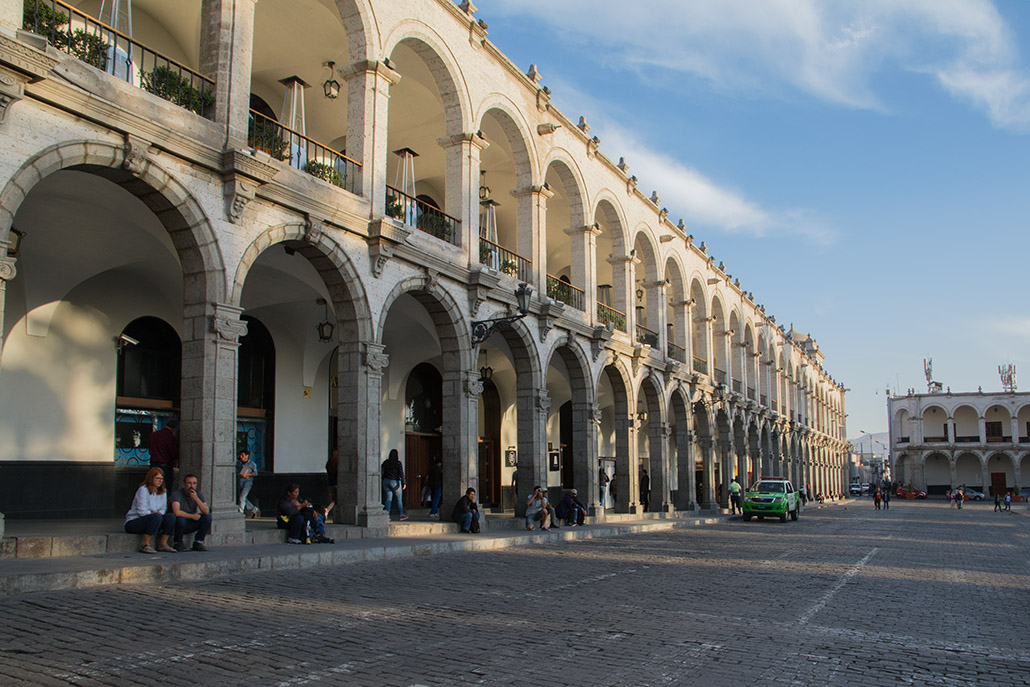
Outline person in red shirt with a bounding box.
[148,418,179,488]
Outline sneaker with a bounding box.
[286,538,303,544]
[172,540,190,553]
[248,509,259,519]
[192,541,208,552]
[429,513,439,518]
[540,526,549,531]
[399,514,410,521]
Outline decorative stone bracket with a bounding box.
[221,150,279,224]
[367,218,412,278]
[590,324,613,362]
[211,306,248,343]
[467,268,501,318]
[0,33,58,125]
[0,256,16,281]
[631,343,650,376]
[537,299,565,343]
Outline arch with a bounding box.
[382,26,471,137]
[542,153,588,229]
[631,224,660,284]
[593,192,630,257]
[376,277,471,370]
[476,98,538,188]
[334,0,381,63]
[0,139,224,301]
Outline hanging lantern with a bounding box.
[316,298,334,342]
[322,61,341,99]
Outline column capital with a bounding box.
[340,59,402,86]
[606,254,639,266]
[211,303,247,342]
[536,388,551,412]
[363,342,389,375]
[465,372,484,397]
[437,131,489,152]
[510,184,554,201]
[0,255,15,281]
[564,223,602,237]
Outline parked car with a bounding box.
[849,483,863,495]
[742,478,800,522]
[962,488,985,501]
[896,486,927,499]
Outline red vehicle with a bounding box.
[895,486,927,499]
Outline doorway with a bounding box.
[479,379,501,506]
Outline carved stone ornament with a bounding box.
[0,256,16,281]
[363,343,389,373]
[212,313,248,342]
[122,135,151,176]
[590,406,603,424]
[421,267,439,296]
[304,215,325,245]
[536,389,551,412]
[465,374,484,397]
[0,66,27,125]
[224,179,255,224]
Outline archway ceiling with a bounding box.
[382,294,443,401]
[479,114,518,246]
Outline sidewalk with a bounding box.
[0,510,727,596]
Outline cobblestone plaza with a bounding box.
[1,502,1027,686]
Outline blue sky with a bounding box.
[479,0,1030,439]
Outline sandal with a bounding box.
[157,545,177,553]
[139,544,156,554]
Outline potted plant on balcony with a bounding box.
[303,160,344,188]
[141,65,215,116]
[247,115,289,161]
[417,211,451,242]
[385,196,404,221]
[500,260,519,277]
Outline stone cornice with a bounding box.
[0,32,58,82]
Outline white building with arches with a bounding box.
[0,0,848,540]
[889,391,1028,497]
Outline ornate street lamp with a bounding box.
[471,283,531,345]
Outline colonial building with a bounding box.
[0,0,848,541]
[889,390,1028,496]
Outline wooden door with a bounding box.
[404,433,440,511]
[991,472,1007,497]
[478,438,499,505]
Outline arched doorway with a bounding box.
[237,316,276,470]
[478,378,502,507]
[404,362,442,511]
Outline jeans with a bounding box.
[459,510,479,531]
[383,478,404,516]
[124,512,176,537]
[175,513,212,543]
[429,487,442,515]
[525,511,545,528]
[238,479,257,513]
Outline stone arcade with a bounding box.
[0,0,848,542]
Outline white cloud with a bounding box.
[487,0,1030,131]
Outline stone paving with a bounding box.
[0,501,1027,686]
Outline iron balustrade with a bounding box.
[955,435,979,443]
[25,0,216,117]
[546,274,585,310]
[924,436,946,443]
[692,356,708,374]
[597,302,626,331]
[760,394,767,406]
[249,110,360,194]
[385,184,461,244]
[748,386,756,399]
[479,237,531,281]
[636,324,659,348]
[715,368,727,385]
[667,342,686,362]
[732,379,742,393]
[771,399,778,411]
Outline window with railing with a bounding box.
[385,184,460,244]
[636,324,658,348]
[479,237,531,281]
[667,342,686,362]
[546,274,584,310]
[732,379,742,393]
[771,399,778,412]
[597,302,626,332]
[693,356,708,374]
[714,368,727,385]
[760,394,767,406]
[24,0,216,117]
[747,386,756,399]
[249,110,360,194]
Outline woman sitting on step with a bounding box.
[124,468,177,554]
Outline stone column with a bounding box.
[0,0,19,38]
[674,422,695,511]
[1009,416,1020,443]
[180,303,247,545]
[949,454,958,488]
[980,457,990,495]
[719,434,734,508]
[608,255,637,333]
[0,251,11,531]
[441,366,477,522]
[514,386,548,517]
[947,417,956,444]
[679,299,693,364]
[511,185,552,295]
[342,60,400,209]
[336,342,389,529]
[566,224,601,316]
[978,416,986,444]
[573,399,600,519]
[644,280,667,348]
[200,0,257,150]
[648,421,671,512]
[615,415,637,513]
[439,132,488,253]
[699,437,716,508]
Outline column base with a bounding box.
[210,508,246,546]
[359,508,390,531]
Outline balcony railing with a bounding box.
[25,0,215,117]
[546,274,584,310]
[760,394,767,406]
[771,399,778,412]
[386,184,460,244]
[714,368,727,385]
[692,356,708,374]
[667,342,686,363]
[250,110,361,194]
[479,237,531,281]
[748,386,756,399]
[732,379,742,394]
[924,436,946,443]
[955,435,979,443]
[636,324,659,348]
[898,436,910,443]
[597,303,626,332]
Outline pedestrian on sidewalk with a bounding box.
[1004,491,1012,512]
[729,478,742,515]
[599,467,610,506]
[994,493,1001,512]
[640,469,651,512]
[123,467,176,554]
[170,474,212,552]
[381,448,408,521]
[873,488,881,510]
[237,447,259,517]
[147,418,179,491]
[882,487,890,510]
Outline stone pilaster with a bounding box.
[607,255,637,332]
[0,253,14,382]
[699,437,717,508]
[648,421,672,512]
[180,303,247,545]
[514,386,548,517]
[615,416,637,513]
[0,0,19,38]
[200,0,256,149]
[341,60,400,208]
[674,421,695,510]
[571,398,599,518]
[586,404,605,518]
[439,369,480,520]
[439,131,488,253]
[511,185,551,294]
[644,279,667,346]
[336,342,389,529]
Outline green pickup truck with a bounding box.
[742,478,799,523]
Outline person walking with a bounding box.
[598,467,610,506]
[873,487,881,510]
[381,448,408,520]
[994,492,1001,512]
[729,478,742,515]
[147,418,179,490]
[639,469,650,513]
[882,486,890,510]
[1004,491,1012,512]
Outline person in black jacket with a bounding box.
[451,487,481,533]
[427,457,443,518]
[382,449,408,521]
[555,488,588,526]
